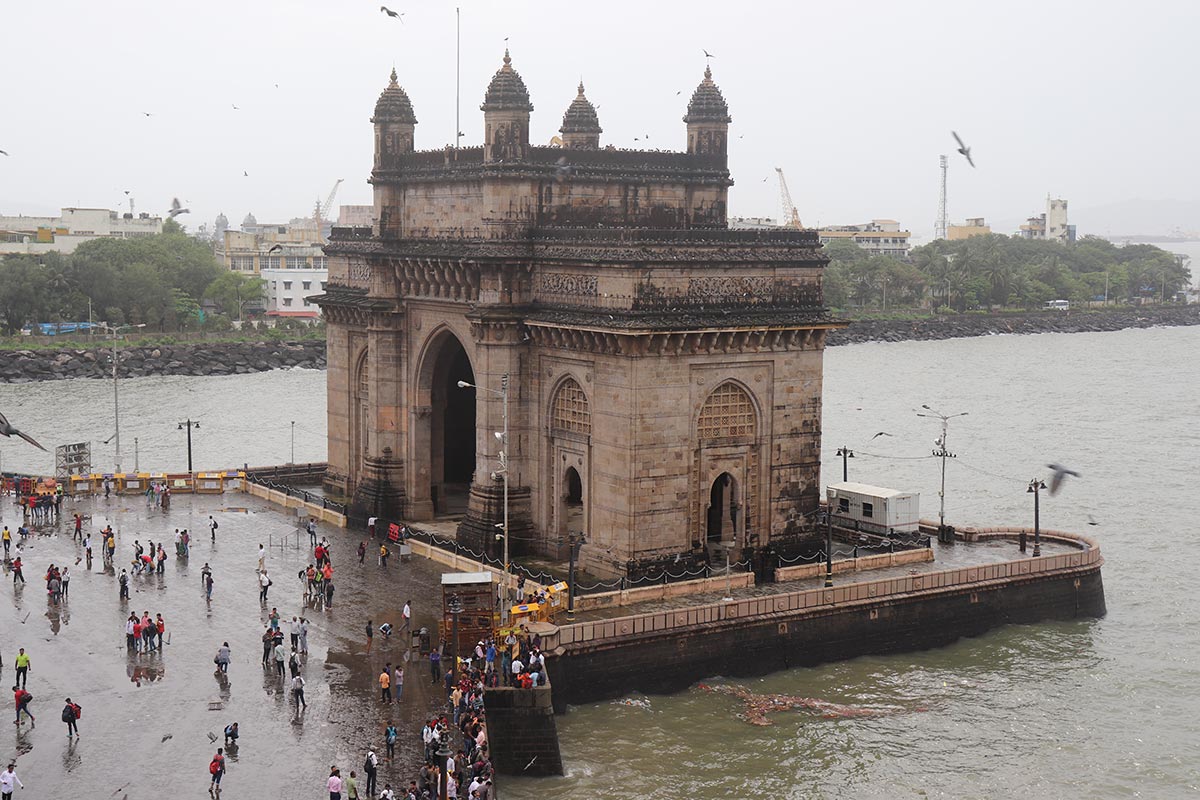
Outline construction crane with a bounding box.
[312,178,344,242]
[775,167,802,229]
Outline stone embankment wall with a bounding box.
[827,305,1200,346]
[0,340,325,382]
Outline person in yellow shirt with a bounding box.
[14,648,30,689]
[1,526,10,557]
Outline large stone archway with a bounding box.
[411,328,477,519]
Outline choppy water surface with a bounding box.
[2,326,1198,797]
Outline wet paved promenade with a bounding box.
[1,491,452,799]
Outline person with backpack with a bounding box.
[208,516,219,542]
[291,673,306,711]
[118,568,129,599]
[12,685,33,725]
[61,697,81,736]
[209,747,226,795]
[384,723,398,761]
[362,750,378,797]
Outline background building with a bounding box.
[1019,196,1076,243]
[262,266,325,320]
[947,217,991,240]
[817,220,911,257]
[0,207,162,254]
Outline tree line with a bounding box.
[0,220,266,335]
[822,234,1192,312]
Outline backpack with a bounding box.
[210,758,222,775]
[212,520,218,530]
[364,756,373,772]
[63,705,74,722]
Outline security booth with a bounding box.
[826,481,920,538]
[441,572,496,659]
[120,473,149,494]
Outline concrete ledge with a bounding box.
[575,572,756,611]
[244,482,346,527]
[775,547,934,582]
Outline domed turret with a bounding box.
[373,68,417,168]
[683,66,731,158]
[559,82,601,149]
[241,212,257,232]
[481,50,532,162]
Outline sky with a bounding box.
[2,0,1197,242]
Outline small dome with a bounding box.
[241,212,257,229]
[559,82,601,134]
[372,68,417,124]
[683,65,731,123]
[481,50,533,112]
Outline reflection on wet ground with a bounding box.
[1,491,456,798]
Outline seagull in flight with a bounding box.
[703,49,715,59]
[167,197,190,220]
[243,170,249,177]
[0,149,8,156]
[268,244,283,253]
[1045,463,1081,496]
[142,112,153,117]
[231,104,240,111]
[1086,514,1099,527]
[869,431,892,440]
[0,411,46,451]
[952,131,975,168]
[380,5,403,19]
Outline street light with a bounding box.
[917,404,968,544]
[457,374,511,625]
[446,594,463,696]
[564,532,585,621]
[177,419,201,475]
[836,446,855,482]
[1027,478,1046,557]
[290,420,296,465]
[97,322,146,473]
[824,508,834,588]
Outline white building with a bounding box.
[0,207,163,254]
[817,219,912,258]
[262,267,326,320]
[1018,196,1076,244]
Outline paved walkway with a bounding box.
[1,490,454,799]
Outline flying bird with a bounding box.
[0,150,7,156]
[243,170,249,177]
[380,5,403,18]
[207,732,218,743]
[1086,514,1099,527]
[0,411,45,451]
[1045,463,1081,496]
[951,131,975,168]
[142,112,153,117]
[703,49,715,58]
[231,104,240,111]
[167,197,190,219]
[869,431,892,440]
[268,244,283,253]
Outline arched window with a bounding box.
[697,381,756,442]
[550,378,591,436]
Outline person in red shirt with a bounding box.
[12,686,34,724]
[10,557,23,584]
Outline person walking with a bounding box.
[384,723,398,761]
[298,617,310,655]
[401,600,412,634]
[13,649,29,689]
[258,569,271,603]
[73,513,82,542]
[60,566,70,599]
[11,557,23,585]
[288,648,301,678]
[12,685,33,725]
[394,665,404,702]
[200,562,212,587]
[61,697,81,737]
[257,543,266,574]
[363,751,378,798]
[209,747,226,795]
[327,766,343,800]
[357,540,366,565]
[378,667,391,704]
[1,526,9,557]
[215,642,231,674]
[345,770,360,800]
[155,614,166,650]
[118,568,129,599]
[289,616,301,650]
[429,646,441,684]
[307,518,318,547]
[378,542,389,568]
[365,620,374,654]
[204,571,214,600]
[208,516,219,542]
[1,763,24,797]
[291,673,306,711]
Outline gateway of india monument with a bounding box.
[318,52,841,580]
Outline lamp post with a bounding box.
[99,322,145,473]
[447,594,463,693]
[836,445,854,482]
[457,373,510,625]
[177,419,200,475]
[917,404,968,544]
[824,507,834,588]
[290,420,296,465]
[1027,478,1046,557]
[436,738,453,800]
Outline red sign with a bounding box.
[387,523,402,542]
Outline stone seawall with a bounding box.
[0,339,325,382]
[826,305,1200,346]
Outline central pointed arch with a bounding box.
[414,327,477,518]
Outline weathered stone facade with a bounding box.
[317,53,842,578]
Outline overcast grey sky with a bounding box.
[3,0,1196,240]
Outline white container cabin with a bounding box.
[826,481,920,535]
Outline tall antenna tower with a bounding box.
[934,155,948,240]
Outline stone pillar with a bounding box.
[457,314,534,559]
[352,446,406,524]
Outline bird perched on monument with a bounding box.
[1045,463,1081,495]
[952,131,975,167]
[0,411,46,451]
[167,197,190,219]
